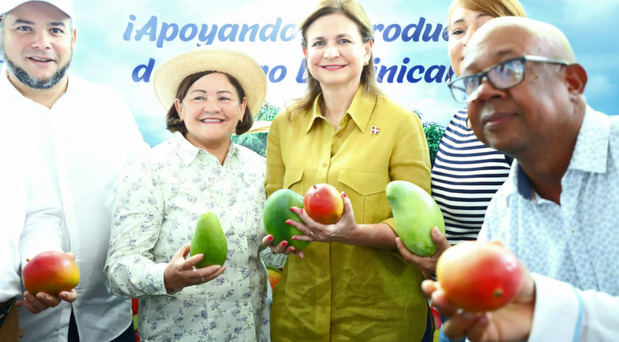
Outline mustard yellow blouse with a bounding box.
[265,87,432,341]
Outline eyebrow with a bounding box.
[190,89,234,95]
[451,13,490,26]
[12,18,67,27]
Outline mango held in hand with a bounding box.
[190,212,228,267]
[436,241,523,312]
[303,183,344,224]
[264,189,310,250]
[386,180,445,256]
[22,251,80,296]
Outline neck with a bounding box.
[7,73,68,109]
[187,135,232,165]
[515,105,585,204]
[320,81,360,129]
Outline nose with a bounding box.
[323,43,340,59]
[32,30,52,50]
[202,98,221,112]
[467,78,505,103]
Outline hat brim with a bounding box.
[153,49,267,117]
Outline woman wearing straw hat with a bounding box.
[262,0,433,341]
[105,49,271,342]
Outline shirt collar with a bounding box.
[171,131,239,166]
[304,86,376,133]
[567,106,610,173]
[511,106,611,199]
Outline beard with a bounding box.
[3,53,71,90]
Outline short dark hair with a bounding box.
[166,71,254,135]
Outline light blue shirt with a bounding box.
[479,107,618,295]
[478,107,619,341]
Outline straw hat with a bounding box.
[1,0,74,18]
[153,49,267,119]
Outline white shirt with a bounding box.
[1,69,148,341]
[105,132,271,342]
[0,118,64,303]
[530,273,619,341]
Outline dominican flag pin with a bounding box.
[370,126,380,135]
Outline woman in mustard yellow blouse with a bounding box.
[263,0,433,341]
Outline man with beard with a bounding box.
[0,1,147,341]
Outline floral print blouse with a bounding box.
[105,132,271,342]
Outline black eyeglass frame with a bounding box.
[447,55,570,103]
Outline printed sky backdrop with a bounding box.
[1,0,617,146]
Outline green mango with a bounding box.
[264,189,311,250]
[190,212,228,267]
[386,180,445,257]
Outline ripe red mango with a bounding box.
[436,241,522,312]
[22,251,80,296]
[267,267,282,289]
[303,184,343,224]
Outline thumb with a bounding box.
[431,227,450,253]
[176,243,191,259]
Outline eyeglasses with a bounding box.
[447,55,569,103]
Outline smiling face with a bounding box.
[448,6,493,76]
[463,21,577,157]
[174,72,247,153]
[1,1,75,90]
[303,12,372,91]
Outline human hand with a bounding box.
[163,243,226,293]
[395,227,450,277]
[288,192,358,244]
[22,288,77,314]
[422,262,536,341]
[261,234,305,259]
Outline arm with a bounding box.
[530,273,619,342]
[423,263,619,341]
[104,158,170,297]
[20,143,75,313]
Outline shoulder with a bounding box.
[68,75,130,109]
[373,95,421,129]
[234,143,266,179]
[236,143,266,165]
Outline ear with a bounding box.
[174,98,184,121]
[564,63,587,99]
[302,45,308,60]
[71,27,77,50]
[364,40,373,65]
[239,96,248,120]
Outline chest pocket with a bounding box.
[283,168,305,195]
[338,170,391,224]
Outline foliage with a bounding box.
[423,121,445,167]
[232,102,280,157]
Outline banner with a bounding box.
[1,0,617,146]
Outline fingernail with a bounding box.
[267,235,274,241]
[282,241,288,247]
[342,192,347,199]
[289,207,297,213]
[291,236,297,240]
[289,247,296,252]
[285,219,292,225]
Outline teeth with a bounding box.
[201,119,223,123]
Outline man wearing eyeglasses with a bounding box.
[425,17,619,341]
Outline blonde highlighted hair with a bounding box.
[448,0,526,26]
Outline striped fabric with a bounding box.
[431,110,512,244]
